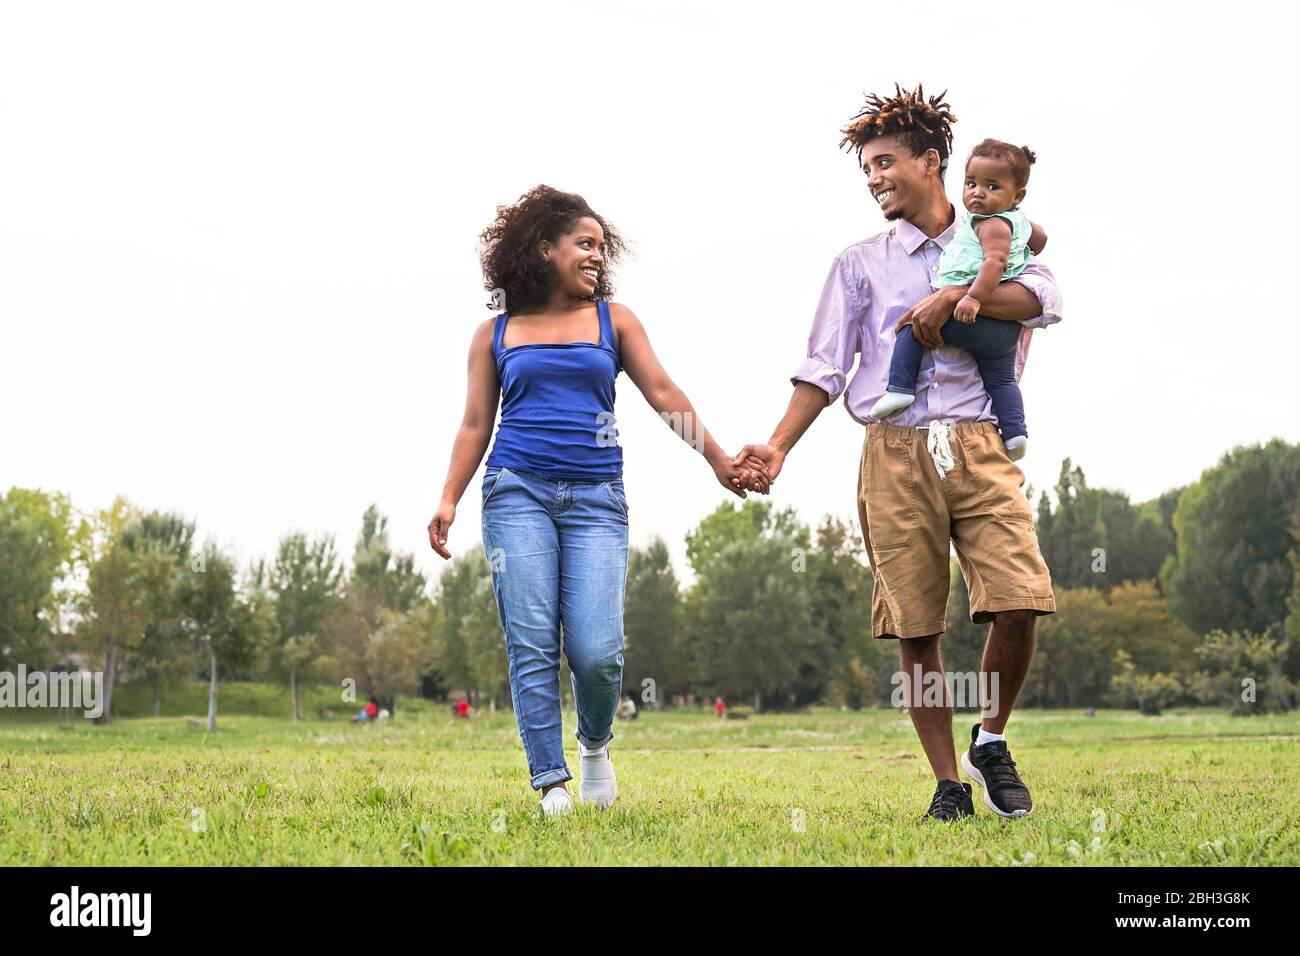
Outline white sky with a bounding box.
[3,1,1297,589]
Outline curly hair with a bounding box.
[839,83,957,177]
[479,185,626,311]
[968,139,1037,189]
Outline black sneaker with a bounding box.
[921,779,974,822]
[961,723,1033,818]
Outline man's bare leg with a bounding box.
[962,609,1038,818]
[899,634,959,781]
[979,610,1037,731]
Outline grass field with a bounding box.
[1,703,1296,866]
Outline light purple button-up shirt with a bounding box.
[791,206,1063,427]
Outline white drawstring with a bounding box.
[926,420,959,480]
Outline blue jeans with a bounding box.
[480,465,628,789]
[887,316,1027,441]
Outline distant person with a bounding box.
[456,699,470,719]
[365,697,379,721]
[715,696,726,719]
[427,185,770,818]
[616,696,638,721]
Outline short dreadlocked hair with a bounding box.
[967,139,1037,189]
[479,185,625,311]
[839,83,957,178]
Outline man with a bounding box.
[735,85,1061,822]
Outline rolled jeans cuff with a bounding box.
[576,729,614,751]
[530,766,573,791]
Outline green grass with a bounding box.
[1,705,1296,865]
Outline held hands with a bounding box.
[953,294,980,324]
[427,501,455,560]
[731,444,786,493]
[714,451,771,498]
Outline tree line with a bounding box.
[2,439,1298,721]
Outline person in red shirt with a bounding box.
[365,697,379,721]
[456,699,470,719]
[715,696,726,719]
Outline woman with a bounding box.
[427,185,768,816]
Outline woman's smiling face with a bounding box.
[541,216,606,298]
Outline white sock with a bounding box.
[869,391,917,420]
[976,728,1005,747]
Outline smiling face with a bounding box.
[540,216,605,298]
[861,134,946,222]
[962,155,1025,215]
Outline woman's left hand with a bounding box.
[714,454,769,498]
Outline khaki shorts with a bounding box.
[856,420,1055,639]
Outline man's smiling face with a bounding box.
[860,134,941,222]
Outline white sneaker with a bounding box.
[1004,435,1028,461]
[870,392,917,419]
[578,741,617,808]
[539,786,572,817]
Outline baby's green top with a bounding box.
[931,208,1032,290]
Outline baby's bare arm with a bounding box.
[965,216,1014,305]
[1029,221,1048,255]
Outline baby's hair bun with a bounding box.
[1021,145,1037,165]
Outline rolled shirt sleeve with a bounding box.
[790,254,864,403]
[1011,257,1064,330]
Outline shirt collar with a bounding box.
[895,204,960,255]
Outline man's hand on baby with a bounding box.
[954,295,980,323]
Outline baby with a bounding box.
[870,139,1047,461]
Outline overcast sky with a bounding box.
[3,1,1297,587]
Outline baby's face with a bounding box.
[962,156,1025,215]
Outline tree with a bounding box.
[808,515,887,709]
[1284,495,1300,680]
[0,487,86,670]
[1109,650,1182,715]
[366,607,426,714]
[683,501,829,711]
[80,498,173,724]
[1019,587,1113,708]
[349,505,427,625]
[1161,440,1300,636]
[1036,459,1176,592]
[122,511,197,716]
[428,552,486,697]
[335,506,430,703]
[185,545,274,731]
[267,532,344,721]
[621,538,683,706]
[462,572,508,711]
[1196,629,1294,715]
[1104,579,1198,676]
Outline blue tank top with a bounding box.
[485,299,623,481]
